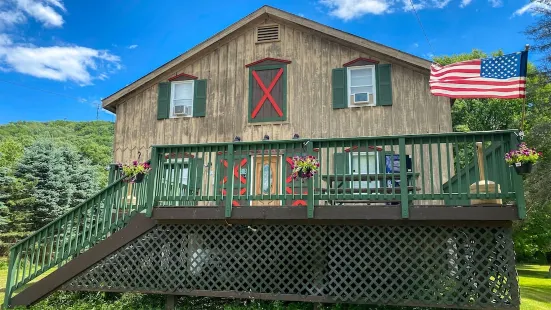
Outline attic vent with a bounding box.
[256,24,280,43]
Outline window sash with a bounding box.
[170,81,194,117]
[350,152,379,189]
[347,66,376,106]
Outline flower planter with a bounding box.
[134,172,145,183]
[514,162,533,175]
[297,169,313,179]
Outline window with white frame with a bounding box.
[171,81,194,117]
[350,152,379,189]
[347,66,376,106]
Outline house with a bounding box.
[4,6,524,310]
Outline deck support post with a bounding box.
[225,143,235,218]
[510,133,526,219]
[165,295,176,310]
[145,147,159,217]
[399,137,409,218]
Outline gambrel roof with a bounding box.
[102,5,431,112]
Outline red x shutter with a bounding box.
[249,66,286,122]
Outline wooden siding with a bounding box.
[113,20,451,163]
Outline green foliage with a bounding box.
[0,121,114,186]
[24,292,436,310]
[0,139,24,169]
[15,140,100,229]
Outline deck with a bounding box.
[141,129,525,220]
[3,130,525,309]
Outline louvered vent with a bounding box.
[256,24,280,43]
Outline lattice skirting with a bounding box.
[62,223,519,309]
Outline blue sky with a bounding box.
[0,0,545,124]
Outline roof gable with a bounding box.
[102,5,431,112]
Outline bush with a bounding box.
[0,231,31,256]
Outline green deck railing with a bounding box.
[146,130,525,219]
[3,175,149,308]
[3,130,526,308]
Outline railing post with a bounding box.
[399,137,409,218]
[510,133,527,219]
[145,147,159,217]
[225,143,235,218]
[4,247,17,309]
[107,163,118,184]
[306,141,315,219]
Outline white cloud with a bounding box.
[0,0,65,28]
[319,0,455,20]
[403,0,452,12]
[460,0,473,8]
[127,44,138,49]
[0,10,26,29]
[0,36,121,85]
[319,0,394,20]
[488,0,502,8]
[513,1,551,17]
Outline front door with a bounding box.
[252,156,280,206]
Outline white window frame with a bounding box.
[349,152,379,190]
[347,65,376,107]
[170,81,194,118]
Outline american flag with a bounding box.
[430,51,527,99]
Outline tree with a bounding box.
[525,0,551,75]
[0,138,24,169]
[433,49,551,263]
[0,168,34,233]
[15,140,100,229]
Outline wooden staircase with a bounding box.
[3,176,150,308]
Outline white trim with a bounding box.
[349,151,379,191]
[347,65,376,107]
[170,81,194,118]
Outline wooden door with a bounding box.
[253,156,280,206]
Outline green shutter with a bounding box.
[157,82,171,120]
[376,64,393,106]
[189,158,204,193]
[332,68,347,109]
[193,79,207,117]
[334,152,350,188]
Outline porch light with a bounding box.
[263,135,270,141]
[233,136,242,142]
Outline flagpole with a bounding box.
[521,44,529,133]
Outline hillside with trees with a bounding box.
[0,121,113,253]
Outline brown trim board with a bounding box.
[9,214,156,308]
[62,287,515,310]
[152,206,519,221]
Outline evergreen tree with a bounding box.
[0,167,34,233]
[16,140,100,229]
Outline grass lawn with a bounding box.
[517,264,551,310]
[0,258,548,309]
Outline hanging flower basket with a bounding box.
[291,155,320,180]
[513,162,533,175]
[505,142,542,175]
[118,160,151,183]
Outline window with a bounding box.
[170,81,194,117]
[347,66,376,107]
[350,152,379,189]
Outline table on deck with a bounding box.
[320,173,420,205]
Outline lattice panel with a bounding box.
[63,224,519,309]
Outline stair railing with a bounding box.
[3,174,149,308]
